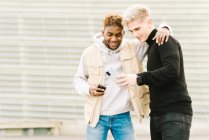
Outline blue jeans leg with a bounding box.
[86,112,136,140]
[111,112,135,140]
[86,117,109,140]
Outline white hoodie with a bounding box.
[74,33,148,115]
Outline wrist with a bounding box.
[162,26,169,31]
[137,74,143,86]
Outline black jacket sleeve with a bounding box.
[138,37,181,86]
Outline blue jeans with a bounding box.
[87,112,135,140]
[150,112,192,140]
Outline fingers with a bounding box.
[91,90,104,96]
[96,87,105,92]
[153,33,161,46]
[155,32,164,46]
[160,33,166,45]
[94,87,105,96]
[116,75,125,84]
[117,80,129,88]
[165,33,169,42]
[154,28,169,46]
[94,91,104,96]
[116,74,128,87]
[89,86,105,96]
[116,74,137,88]
[152,35,157,41]
[117,74,126,79]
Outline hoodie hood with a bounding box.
[93,33,127,55]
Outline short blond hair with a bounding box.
[103,14,123,29]
[123,4,150,25]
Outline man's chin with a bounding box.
[138,39,145,43]
[109,45,119,50]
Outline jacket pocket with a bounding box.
[84,95,97,124]
[88,66,100,75]
[87,66,101,85]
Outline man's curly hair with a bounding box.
[103,14,123,29]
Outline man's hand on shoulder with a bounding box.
[153,27,169,46]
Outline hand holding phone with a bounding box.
[96,84,106,92]
[89,85,105,96]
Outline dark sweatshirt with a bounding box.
[137,29,192,116]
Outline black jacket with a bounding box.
[137,29,192,116]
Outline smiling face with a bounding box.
[102,25,124,50]
[127,17,153,43]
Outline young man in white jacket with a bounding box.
[74,14,170,140]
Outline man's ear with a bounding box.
[147,18,153,25]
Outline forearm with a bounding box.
[137,42,180,86]
[74,76,90,96]
[74,53,90,96]
[137,64,179,86]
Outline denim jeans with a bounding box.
[87,112,136,140]
[150,112,192,140]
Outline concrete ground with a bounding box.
[0,119,208,140]
[0,135,209,140]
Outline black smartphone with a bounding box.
[97,84,106,92]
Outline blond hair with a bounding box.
[123,4,150,25]
[103,14,123,29]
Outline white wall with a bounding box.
[0,0,209,123]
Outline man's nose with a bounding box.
[111,36,117,41]
[133,31,138,38]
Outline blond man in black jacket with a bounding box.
[118,4,193,140]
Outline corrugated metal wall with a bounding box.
[0,0,209,121]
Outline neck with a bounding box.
[147,26,155,38]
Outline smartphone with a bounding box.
[96,84,106,92]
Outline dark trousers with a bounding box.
[150,112,192,140]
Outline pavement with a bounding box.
[0,119,208,140]
[0,135,209,140]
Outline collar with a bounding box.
[146,29,158,46]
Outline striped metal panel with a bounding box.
[0,0,208,121]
